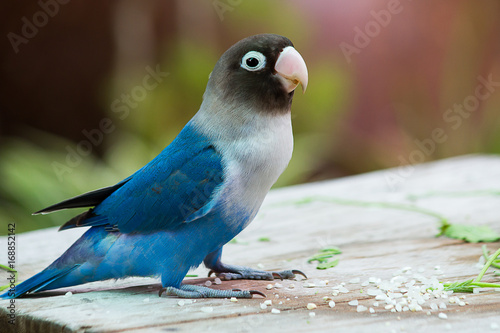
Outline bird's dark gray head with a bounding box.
[205,34,308,114]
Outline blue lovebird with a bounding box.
[1,34,308,299]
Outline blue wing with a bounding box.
[38,123,225,234]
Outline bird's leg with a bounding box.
[203,247,307,281]
[159,284,265,298]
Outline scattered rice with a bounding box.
[317,280,328,287]
[438,313,448,319]
[307,303,317,310]
[251,265,475,319]
[348,300,359,306]
[357,305,368,312]
[338,286,349,293]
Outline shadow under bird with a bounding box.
[1,33,308,299]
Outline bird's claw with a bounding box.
[269,269,307,280]
[292,269,307,279]
[250,290,266,298]
[207,267,307,281]
[159,285,265,299]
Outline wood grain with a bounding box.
[1,155,499,332]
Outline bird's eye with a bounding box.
[241,51,266,71]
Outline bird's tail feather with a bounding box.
[0,265,79,299]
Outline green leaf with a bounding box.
[228,238,248,245]
[444,279,474,293]
[258,237,271,242]
[307,247,342,263]
[307,254,333,263]
[439,223,500,243]
[307,247,342,269]
[316,259,339,270]
[320,247,342,255]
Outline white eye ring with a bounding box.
[241,51,266,71]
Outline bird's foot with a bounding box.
[208,265,307,281]
[159,284,265,299]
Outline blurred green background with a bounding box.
[1,0,499,234]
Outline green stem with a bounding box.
[475,247,500,283]
[482,245,500,269]
[293,196,449,225]
[409,190,500,200]
[0,263,15,272]
[470,282,500,288]
[482,245,489,260]
[0,263,18,292]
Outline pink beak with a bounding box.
[274,46,308,93]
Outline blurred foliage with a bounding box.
[0,0,499,234]
[0,137,119,233]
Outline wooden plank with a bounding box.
[1,155,500,332]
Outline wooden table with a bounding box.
[1,155,499,332]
